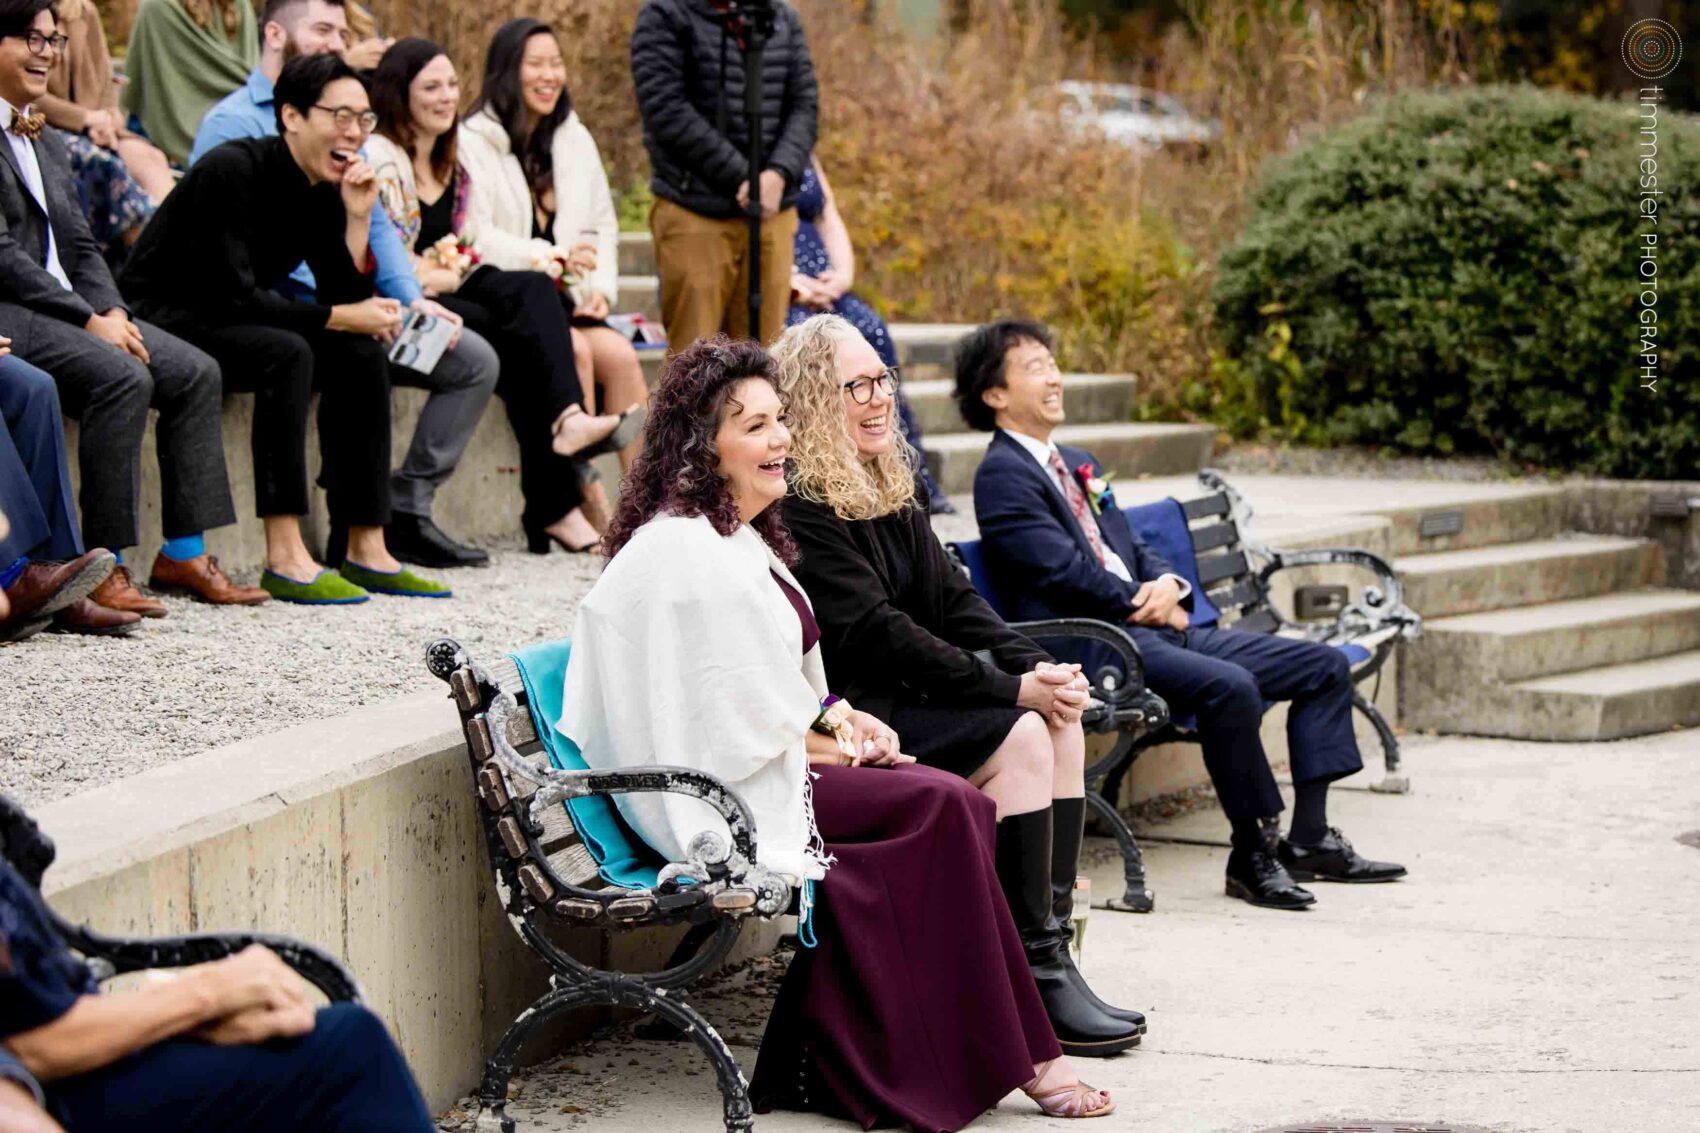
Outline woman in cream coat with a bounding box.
[458,17,648,473]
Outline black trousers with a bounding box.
[144,317,394,528]
[440,267,586,531]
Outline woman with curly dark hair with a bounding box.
[561,337,1114,1128]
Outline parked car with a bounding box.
[1056,81,1220,151]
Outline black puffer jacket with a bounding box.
[630,0,819,219]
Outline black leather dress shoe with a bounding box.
[387,513,490,569]
[1278,827,1408,883]
[1225,847,1317,910]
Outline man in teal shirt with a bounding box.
[190,0,497,570]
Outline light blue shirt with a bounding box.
[190,70,422,305]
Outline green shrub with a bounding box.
[1212,85,1698,478]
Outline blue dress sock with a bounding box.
[159,534,206,563]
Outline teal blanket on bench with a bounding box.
[508,639,667,889]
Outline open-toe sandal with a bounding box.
[577,404,648,459]
[1028,1081,1115,1119]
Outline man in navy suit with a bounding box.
[960,319,1404,909]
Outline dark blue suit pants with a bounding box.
[1129,624,1363,821]
[48,1003,436,1133]
[0,355,81,564]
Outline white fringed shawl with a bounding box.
[559,515,832,881]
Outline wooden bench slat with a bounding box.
[1182,493,1230,520]
[1197,549,1249,587]
[1210,579,1261,612]
[546,840,605,889]
[1190,521,1240,554]
[1230,608,1280,634]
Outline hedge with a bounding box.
[1212,85,1698,479]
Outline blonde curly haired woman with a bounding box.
[772,313,1147,1061]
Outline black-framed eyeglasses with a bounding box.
[842,367,900,405]
[312,104,378,133]
[9,32,68,55]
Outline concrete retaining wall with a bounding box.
[64,388,625,574]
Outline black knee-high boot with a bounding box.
[995,807,1141,1057]
[1051,796,1147,1034]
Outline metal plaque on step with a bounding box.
[1418,509,1465,538]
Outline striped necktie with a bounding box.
[1049,449,1105,565]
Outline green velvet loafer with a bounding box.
[260,569,370,605]
[338,560,452,599]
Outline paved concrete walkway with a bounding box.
[451,729,1700,1133]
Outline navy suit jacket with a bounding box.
[973,429,1190,624]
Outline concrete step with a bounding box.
[902,372,1136,437]
[890,323,976,379]
[614,274,661,323]
[1506,650,1700,740]
[923,421,1216,497]
[1407,589,1700,689]
[1412,649,1700,741]
[1369,484,1570,556]
[618,231,656,276]
[1395,535,1663,619]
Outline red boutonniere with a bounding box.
[1074,462,1115,515]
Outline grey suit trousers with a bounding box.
[0,303,235,551]
[387,327,498,518]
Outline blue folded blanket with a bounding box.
[508,638,665,889]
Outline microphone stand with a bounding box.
[713,0,778,340]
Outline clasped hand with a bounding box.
[1018,663,1090,728]
[84,308,149,363]
[843,709,913,767]
[1128,575,1188,630]
[191,944,316,1046]
[735,169,786,217]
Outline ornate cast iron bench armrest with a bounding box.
[60,922,364,1003]
[1007,616,1170,735]
[1256,547,1423,644]
[481,691,790,920]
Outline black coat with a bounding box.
[784,489,1051,724]
[0,125,126,326]
[630,0,818,219]
[120,137,373,334]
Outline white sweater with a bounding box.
[559,515,832,882]
[458,107,619,309]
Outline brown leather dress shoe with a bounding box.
[1,549,116,627]
[149,553,270,606]
[92,563,168,618]
[51,597,142,636]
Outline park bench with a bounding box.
[950,469,1421,913]
[423,637,795,1133]
[0,794,363,1008]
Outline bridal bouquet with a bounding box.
[423,234,479,277]
[531,249,582,294]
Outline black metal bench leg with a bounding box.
[647,993,755,1132]
[1353,689,1410,795]
[480,978,753,1132]
[1084,788,1155,913]
[476,986,602,1132]
[634,921,718,1041]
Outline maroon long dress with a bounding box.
[750,575,1061,1131]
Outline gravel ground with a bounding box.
[1210,440,1565,483]
[0,541,603,805]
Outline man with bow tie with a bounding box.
[0,0,261,626]
[959,319,1406,911]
